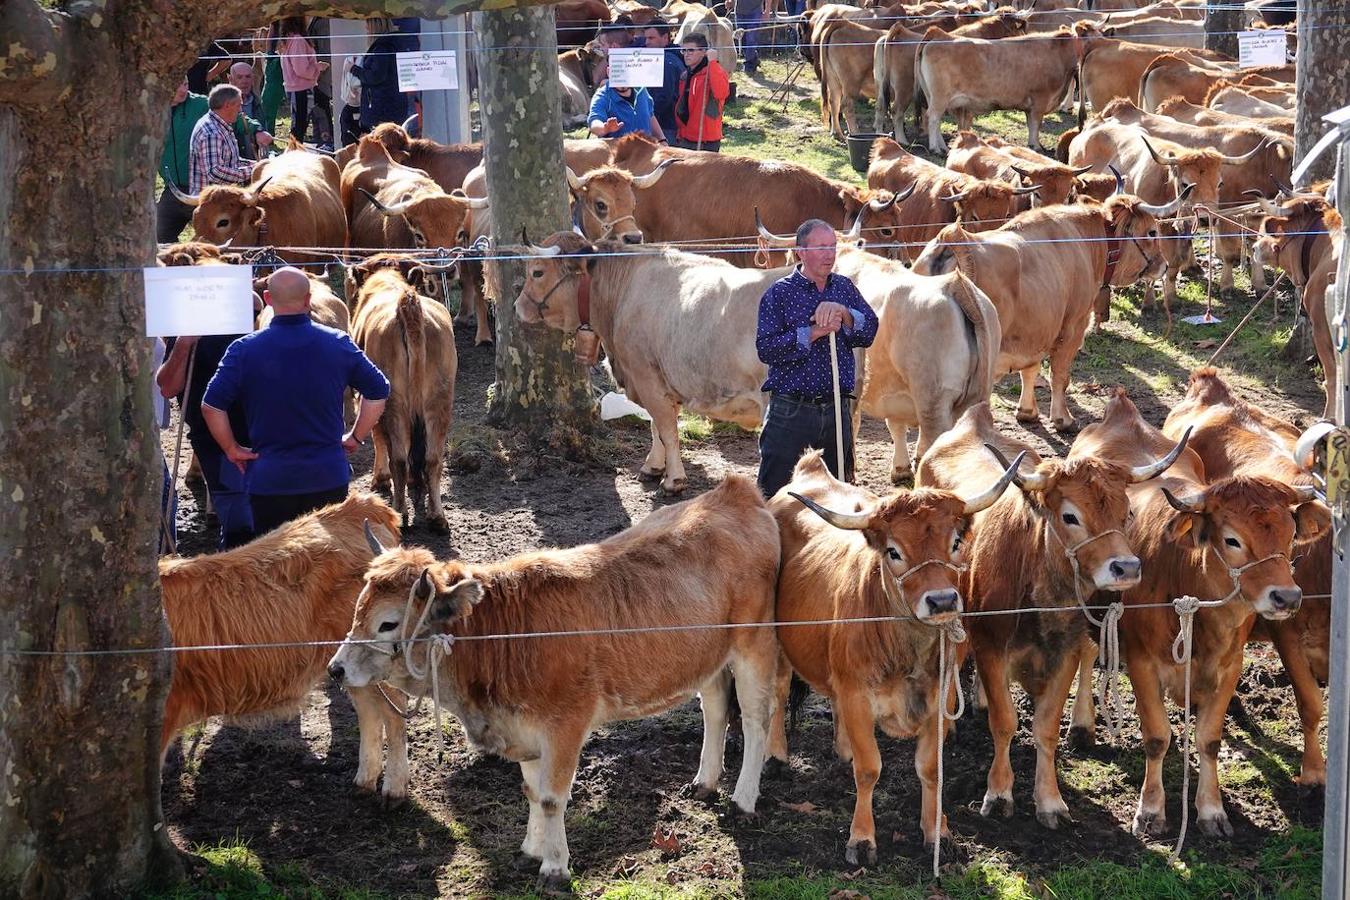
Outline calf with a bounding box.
[159,494,408,799]
[770,449,1021,862]
[328,475,781,888]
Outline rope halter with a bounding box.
[1209,546,1293,606]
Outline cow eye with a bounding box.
[377,621,399,633]
[595,201,608,216]
[1062,512,1080,526]
[1148,229,1158,238]
[886,547,902,562]
[216,218,230,229]
[952,533,964,552]
[1224,537,1242,549]
[531,269,544,279]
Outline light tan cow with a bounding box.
[818,18,886,139]
[1155,95,1293,135]
[255,272,351,334]
[770,449,1021,862]
[912,190,1186,430]
[1077,40,1225,112]
[349,261,457,531]
[1102,15,1204,48]
[1207,84,1295,119]
[946,131,1092,206]
[328,475,781,888]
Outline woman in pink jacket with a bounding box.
[279,17,332,146]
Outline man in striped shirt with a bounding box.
[188,84,255,194]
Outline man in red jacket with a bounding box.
[675,33,730,152]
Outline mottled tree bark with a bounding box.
[1204,3,1243,58]
[1295,1,1350,183]
[474,5,599,452]
[0,1,555,896]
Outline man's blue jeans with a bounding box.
[188,433,255,550]
[738,6,762,70]
[757,392,855,499]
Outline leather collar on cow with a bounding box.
[1295,222,1327,286]
[577,266,593,327]
[1101,216,1125,288]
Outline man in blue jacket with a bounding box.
[756,219,879,497]
[643,18,685,139]
[201,267,391,535]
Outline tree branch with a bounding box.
[0,0,73,107]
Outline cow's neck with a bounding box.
[1294,222,1331,286]
[580,258,622,344]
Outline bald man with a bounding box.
[202,267,390,536]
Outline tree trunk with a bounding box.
[474,5,600,454]
[1204,3,1243,58]
[0,1,559,896]
[1295,0,1350,183]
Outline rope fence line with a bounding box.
[0,593,1333,658]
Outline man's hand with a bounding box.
[256,130,273,148]
[809,301,849,340]
[604,116,621,135]
[318,61,330,72]
[224,444,259,474]
[342,430,363,454]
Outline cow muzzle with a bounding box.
[918,588,962,623]
[326,642,375,688]
[1255,585,1302,620]
[1094,555,1142,592]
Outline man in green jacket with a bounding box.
[158,78,208,243]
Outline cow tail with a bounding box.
[786,674,811,734]
[873,35,891,133]
[949,270,999,413]
[818,28,832,130]
[912,38,930,138]
[395,287,429,493]
[1075,60,1086,132]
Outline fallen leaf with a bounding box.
[651,826,682,857]
[839,867,866,881]
[780,800,819,814]
[1194,338,1219,349]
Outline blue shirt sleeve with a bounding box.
[840,280,879,349]
[201,336,246,411]
[757,284,810,366]
[345,336,391,400]
[587,87,611,128]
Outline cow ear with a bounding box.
[429,577,484,623]
[1294,501,1331,545]
[1165,511,1201,548]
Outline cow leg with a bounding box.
[884,417,913,484]
[767,652,792,766]
[1249,240,1268,294]
[926,101,948,155]
[1068,637,1098,749]
[1048,332,1084,433]
[1025,109,1042,152]
[520,759,546,860]
[533,724,587,887]
[1304,285,1337,419]
[653,401,687,495]
[913,407,952,473]
[1194,662,1244,837]
[639,418,666,482]
[1016,365,1041,423]
[1216,234,1241,293]
[976,645,1017,818]
[1030,658,1079,829]
[1130,661,1172,837]
[348,685,387,794]
[835,688,881,865]
[371,426,391,492]
[424,419,449,532]
[1268,624,1327,786]
[729,649,775,813]
[691,669,731,800]
[915,692,952,850]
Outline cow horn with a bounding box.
[939,188,970,203]
[358,187,414,217]
[788,492,874,531]
[984,443,1049,492]
[1010,164,1033,179]
[1137,182,1194,218]
[1071,164,1094,176]
[1012,183,1041,196]
[1245,191,1284,217]
[1161,486,1205,513]
[1128,426,1191,482]
[632,157,678,189]
[1140,135,1180,168]
[450,188,490,209]
[844,205,866,241]
[564,165,585,193]
[167,181,201,207]
[1218,139,1268,166]
[414,568,436,602]
[868,184,912,212]
[363,519,388,556]
[1108,164,1125,196]
[1292,484,1321,502]
[961,450,1027,514]
[528,242,563,257]
[246,176,274,200]
[754,208,797,247]
[1294,421,1338,471]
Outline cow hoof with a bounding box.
[352,776,378,794]
[535,871,574,896]
[1131,810,1167,837]
[1015,409,1039,424]
[890,469,914,487]
[1051,417,1078,434]
[684,781,719,802]
[661,479,687,496]
[1068,725,1096,751]
[372,475,391,492]
[980,794,1013,818]
[763,756,790,780]
[726,803,759,824]
[513,851,542,871]
[1036,807,1073,829]
[1198,812,1233,838]
[926,835,963,865]
[637,467,664,483]
[844,839,876,867]
[380,791,409,811]
[426,515,450,534]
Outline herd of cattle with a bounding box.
[151,0,1345,886]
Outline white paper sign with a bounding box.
[143,265,254,337]
[1238,30,1287,69]
[396,50,459,92]
[606,48,666,88]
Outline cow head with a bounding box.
[364,121,416,164]
[1215,135,1293,203]
[838,186,912,259]
[1010,163,1093,206]
[942,180,1038,230]
[359,185,489,252]
[788,451,1024,623]
[1255,194,1338,285]
[1098,187,1196,284]
[514,232,599,333]
[157,241,228,267]
[987,432,1191,592]
[327,537,484,688]
[1160,478,1328,619]
[183,177,275,247]
[1139,136,1222,211]
[565,160,676,244]
[343,252,453,314]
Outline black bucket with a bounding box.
[847,133,884,175]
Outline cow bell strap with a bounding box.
[575,266,593,330]
[1298,223,1326,286]
[1101,215,1124,288]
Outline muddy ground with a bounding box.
[161,280,1330,897]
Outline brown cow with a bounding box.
[351,122,483,194]
[1163,367,1333,785]
[559,43,608,125]
[173,147,346,264]
[869,136,1039,262]
[872,21,926,141]
[913,23,1099,153]
[770,449,1021,862]
[1140,54,1291,112]
[1078,40,1224,113]
[946,131,1092,206]
[328,475,781,887]
[160,493,408,799]
[1072,391,1327,838]
[1207,84,1295,119]
[256,271,351,334]
[818,18,886,139]
[349,261,457,531]
[1155,96,1294,136]
[1255,194,1343,417]
[911,190,1184,430]
[556,0,612,47]
[918,400,1187,827]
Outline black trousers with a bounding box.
[155,188,195,244]
[251,484,349,537]
[757,393,854,499]
[288,88,333,144]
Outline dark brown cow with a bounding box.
[1163,368,1333,785]
[1073,390,1327,838]
[918,401,1187,828]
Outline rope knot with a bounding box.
[1097,600,1127,741]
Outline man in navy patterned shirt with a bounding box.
[756,219,879,497]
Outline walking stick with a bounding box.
[828,330,846,481]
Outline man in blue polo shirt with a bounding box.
[756,218,879,498]
[587,77,669,143]
[201,267,390,536]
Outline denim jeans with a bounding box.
[738,6,762,70]
[188,432,255,550]
[757,393,854,499]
